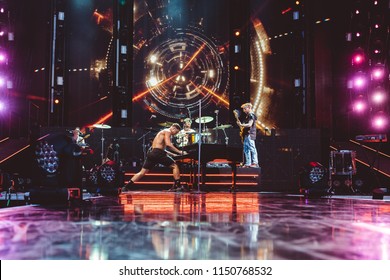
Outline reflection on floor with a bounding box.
[0,191,389,260]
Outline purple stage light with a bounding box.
[0,100,5,112]
[353,73,367,89]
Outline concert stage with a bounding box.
[1,127,390,260]
[0,191,390,260]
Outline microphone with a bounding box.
[187,107,191,118]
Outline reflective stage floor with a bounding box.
[0,191,390,260]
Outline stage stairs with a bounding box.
[122,164,261,192]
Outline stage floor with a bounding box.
[0,191,389,260]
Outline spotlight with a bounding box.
[99,162,116,183]
[371,87,386,105]
[0,52,6,63]
[96,161,121,195]
[371,64,386,81]
[352,72,367,90]
[352,95,367,113]
[0,100,5,112]
[371,111,388,130]
[352,53,365,66]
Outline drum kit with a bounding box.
[82,123,122,191]
[168,115,233,147]
[92,123,112,164]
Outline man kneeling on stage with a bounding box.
[121,123,187,193]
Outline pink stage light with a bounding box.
[371,112,388,130]
[371,88,386,104]
[353,73,367,89]
[352,97,367,113]
[352,53,365,66]
[371,64,385,80]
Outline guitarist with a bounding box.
[235,103,259,168]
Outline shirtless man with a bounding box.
[121,123,186,192]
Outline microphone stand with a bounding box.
[196,100,202,193]
[100,127,105,165]
[215,110,219,144]
[222,128,229,145]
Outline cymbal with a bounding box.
[195,116,213,124]
[213,124,232,130]
[93,124,111,129]
[157,121,174,127]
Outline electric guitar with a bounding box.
[233,109,244,141]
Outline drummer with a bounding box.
[176,118,196,147]
[72,127,86,146]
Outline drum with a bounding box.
[175,131,199,147]
[187,132,199,145]
[330,150,356,175]
[200,128,216,144]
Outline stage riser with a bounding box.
[121,167,261,191]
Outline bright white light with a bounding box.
[354,76,365,89]
[372,112,388,130]
[353,54,364,65]
[353,100,366,113]
[149,55,157,64]
[148,77,158,86]
[372,89,386,104]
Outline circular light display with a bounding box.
[130,0,229,121]
[35,141,59,174]
[139,28,228,118]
